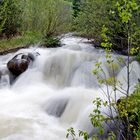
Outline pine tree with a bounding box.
[72,0,81,18]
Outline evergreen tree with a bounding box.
[72,0,81,17]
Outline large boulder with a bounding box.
[7,53,36,76]
[7,59,29,76]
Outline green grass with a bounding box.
[0,31,42,52]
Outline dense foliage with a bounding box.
[74,0,110,43]
[22,0,72,35]
[1,0,140,53]
[0,0,22,38]
[117,84,140,138]
[72,0,81,17]
[73,0,140,54]
[0,0,72,46]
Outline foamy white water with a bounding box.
[0,34,139,140]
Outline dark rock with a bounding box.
[7,52,36,76]
[7,59,29,76]
[21,53,35,62]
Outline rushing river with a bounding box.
[0,34,140,140]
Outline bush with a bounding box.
[117,84,140,139]
[73,0,140,54]
[41,35,60,48]
[0,0,22,38]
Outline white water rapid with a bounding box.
[0,34,140,140]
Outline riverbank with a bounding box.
[0,32,42,55]
[0,45,29,55]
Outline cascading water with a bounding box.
[0,34,139,140]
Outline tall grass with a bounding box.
[0,31,42,52]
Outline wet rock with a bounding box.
[7,59,29,76]
[21,53,35,62]
[7,53,35,76]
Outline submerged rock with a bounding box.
[43,97,69,118]
[0,67,15,86]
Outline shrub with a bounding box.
[41,35,60,48]
[0,0,22,38]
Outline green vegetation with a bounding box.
[66,0,140,139]
[0,0,140,139]
[0,0,140,55]
[117,84,140,139]
[0,0,22,38]
[41,35,60,48]
[73,0,110,43]
[1,0,139,56]
[21,0,72,35]
[0,0,72,50]
[73,0,140,55]
[72,0,81,18]
[0,32,42,52]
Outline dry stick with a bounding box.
[100,66,115,132]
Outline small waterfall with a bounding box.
[43,49,97,87]
[0,34,139,140]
